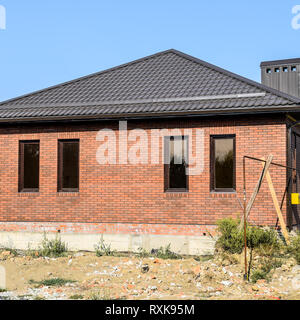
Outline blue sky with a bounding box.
[0,1,299,101]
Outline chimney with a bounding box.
[260,58,300,98]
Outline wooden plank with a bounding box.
[239,155,273,229]
[262,160,290,245]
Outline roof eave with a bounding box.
[0,105,298,124]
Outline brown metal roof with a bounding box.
[0,49,299,122]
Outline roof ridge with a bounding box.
[170,49,300,104]
[0,49,176,107]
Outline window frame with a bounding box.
[57,139,80,193]
[210,134,236,193]
[18,140,40,193]
[164,135,189,193]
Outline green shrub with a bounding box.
[289,233,300,264]
[95,238,115,257]
[216,218,280,254]
[38,234,68,258]
[247,227,279,249]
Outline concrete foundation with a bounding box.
[0,231,216,256]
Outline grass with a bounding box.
[29,278,76,287]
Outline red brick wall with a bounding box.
[0,115,288,235]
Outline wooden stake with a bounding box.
[239,155,273,229]
[261,159,290,245]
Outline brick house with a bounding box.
[0,49,299,254]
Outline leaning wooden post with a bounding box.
[261,159,290,245]
[239,154,273,230]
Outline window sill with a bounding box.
[18,192,40,197]
[57,192,80,197]
[210,191,237,198]
[165,189,189,194]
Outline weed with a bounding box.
[152,244,181,260]
[89,290,125,300]
[194,255,214,262]
[34,296,46,300]
[95,238,115,257]
[39,234,68,258]
[29,278,76,287]
[26,234,68,258]
[137,247,150,258]
[251,258,283,283]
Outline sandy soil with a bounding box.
[0,251,299,300]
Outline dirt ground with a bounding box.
[0,251,299,300]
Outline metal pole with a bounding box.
[243,156,248,281]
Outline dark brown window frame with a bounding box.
[164,136,189,193]
[210,134,236,193]
[57,139,80,193]
[18,140,40,193]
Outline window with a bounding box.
[58,140,79,192]
[266,68,272,74]
[164,136,188,192]
[283,67,288,73]
[19,141,40,192]
[274,68,280,73]
[291,66,297,72]
[210,135,236,192]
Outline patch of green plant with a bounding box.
[194,255,214,262]
[251,258,282,283]
[136,247,150,258]
[38,234,68,258]
[216,218,280,254]
[0,288,7,293]
[94,238,115,257]
[152,244,181,260]
[29,278,76,287]
[34,296,46,300]
[288,233,300,264]
[69,294,84,300]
